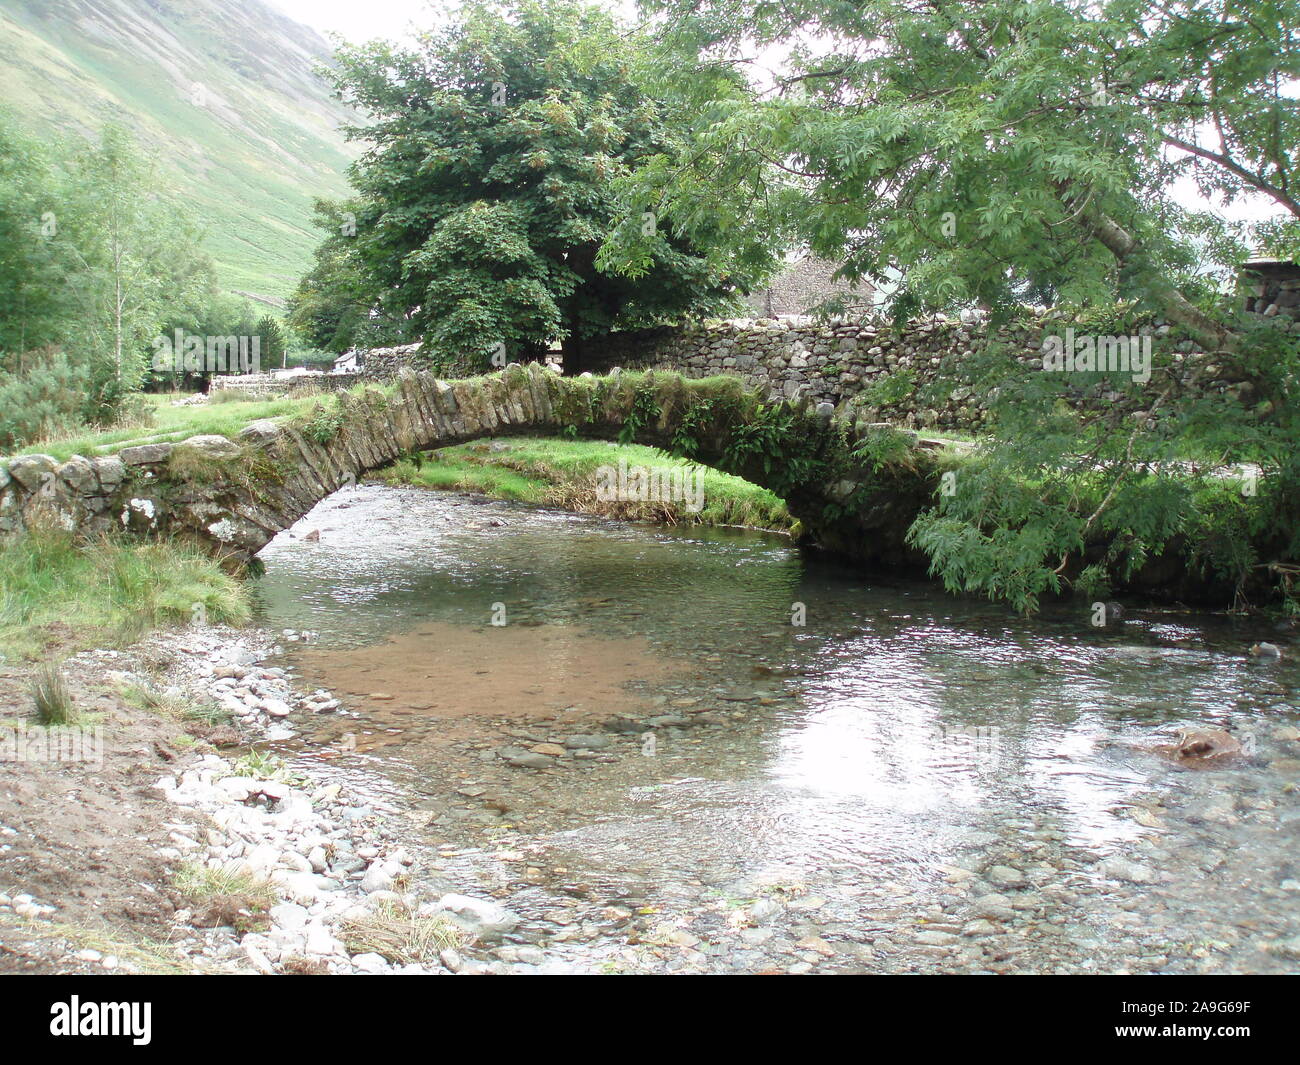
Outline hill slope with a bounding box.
[0,0,356,303]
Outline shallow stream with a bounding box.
[251,484,1300,973]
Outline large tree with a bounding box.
[287,199,397,355]
[0,118,217,435]
[0,117,78,367]
[621,0,1298,345]
[609,0,1300,611]
[64,125,215,417]
[307,0,775,373]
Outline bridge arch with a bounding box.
[0,366,947,568]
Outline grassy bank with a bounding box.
[375,437,797,534]
[0,526,250,661]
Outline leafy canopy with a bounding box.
[624,0,1299,341]
[298,0,777,371]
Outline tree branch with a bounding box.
[1162,134,1300,218]
[1057,184,1235,352]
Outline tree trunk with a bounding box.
[561,330,585,376]
[1054,181,1237,352]
[1084,207,1235,352]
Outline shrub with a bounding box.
[0,347,91,449]
[863,368,917,408]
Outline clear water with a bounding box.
[252,484,1300,974]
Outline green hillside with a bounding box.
[0,0,355,304]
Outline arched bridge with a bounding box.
[0,366,950,567]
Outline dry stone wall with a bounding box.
[580,315,1207,431]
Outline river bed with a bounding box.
[251,484,1300,974]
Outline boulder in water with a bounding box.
[1155,728,1243,766]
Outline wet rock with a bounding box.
[1156,728,1243,764]
[1099,857,1157,884]
[1264,935,1300,960]
[985,865,1027,888]
[969,894,1016,921]
[431,893,519,939]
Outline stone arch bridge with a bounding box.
[0,366,949,568]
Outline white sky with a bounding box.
[269,0,439,44]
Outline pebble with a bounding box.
[1099,858,1157,885]
[970,894,1016,921]
[1265,935,1300,960]
[986,865,1027,888]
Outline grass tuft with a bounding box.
[120,683,229,727]
[226,748,308,786]
[173,861,277,934]
[340,899,463,966]
[32,662,76,725]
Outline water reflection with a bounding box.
[251,484,1300,971]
